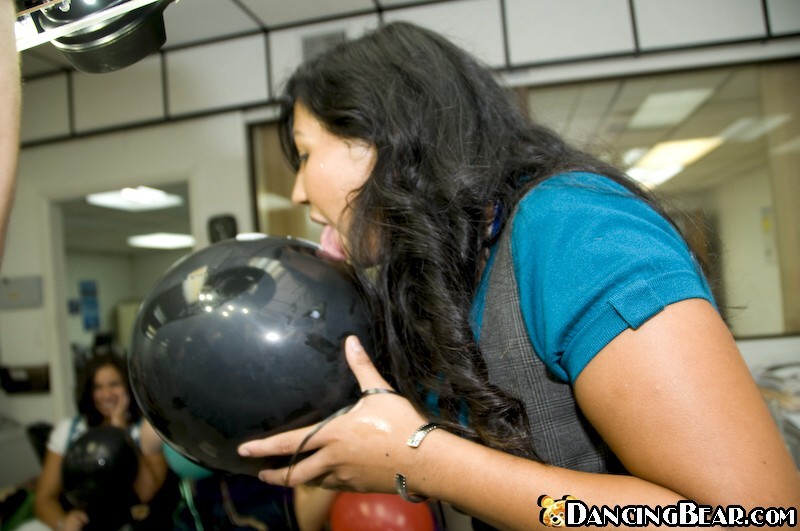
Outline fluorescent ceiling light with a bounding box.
[719,114,792,142]
[128,233,195,250]
[627,166,684,188]
[636,137,723,168]
[627,137,723,188]
[628,88,714,129]
[86,186,183,212]
[622,147,649,167]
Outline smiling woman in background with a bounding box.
[33,354,167,531]
[238,22,800,530]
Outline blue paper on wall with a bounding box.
[80,280,100,331]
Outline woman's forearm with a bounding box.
[409,429,689,531]
[133,453,168,502]
[34,492,68,530]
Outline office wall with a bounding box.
[1,113,252,422]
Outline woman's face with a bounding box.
[92,365,127,419]
[290,102,376,260]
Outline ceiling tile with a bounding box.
[384,0,506,68]
[238,0,374,28]
[20,42,73,78]
[376,0,443,6]
[163,0,261,48]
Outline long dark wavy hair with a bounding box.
[76,353,141,428]
[278,22,672,457]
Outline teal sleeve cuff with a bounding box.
[562,270,713,384]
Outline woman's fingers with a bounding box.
[257,445,331,486]
[239,336,411,492]
[345,335,392,392]
[238,422,325,459]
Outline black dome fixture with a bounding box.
[18,0,175,73]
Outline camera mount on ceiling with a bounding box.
[15,0,175,73]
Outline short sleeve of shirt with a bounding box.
[46,417,141,455]
[508,173,714,383]
[47,417,86,455]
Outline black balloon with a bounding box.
[128,236,376,476]
[61,426,139,511]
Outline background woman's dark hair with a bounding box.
[76,353,141,427]
[279,22,674,456]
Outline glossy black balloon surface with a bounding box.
[129,236,375,476]
[61,426,139,510]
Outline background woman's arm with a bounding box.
[34,450,90,530]
[294,485,337,531]
[134,420,169,503]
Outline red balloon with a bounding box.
[330,492,436,531]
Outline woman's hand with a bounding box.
[61,508,89,531]
[107,391,130,428]
[238,336,428,493]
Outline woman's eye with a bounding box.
[298,153,309,165]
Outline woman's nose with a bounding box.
[291,172,307,205]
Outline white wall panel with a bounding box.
[506,0,635,65]
[20,75,70,143]
[384,0,506,68]
[165,34,268,116]
[269,15,379,97]
[73,55,165,133]
[634,0,767,50]
[767,0,800,35]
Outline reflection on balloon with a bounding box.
[330,493,436,531]
[129,235,377,476]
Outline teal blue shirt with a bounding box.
[471,172,713,384]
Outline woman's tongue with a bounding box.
[320,225,347,261]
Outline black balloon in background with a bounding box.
[128,236,377,476]
[61,426,139,530]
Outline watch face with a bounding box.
[208,215,238,243]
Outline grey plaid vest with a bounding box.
[479,217,623,472]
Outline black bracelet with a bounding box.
[394,422,445,503]
[394,473,428,503]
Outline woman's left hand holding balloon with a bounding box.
[238,336,429,494]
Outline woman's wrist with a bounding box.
[396,421,451,501]
[109,412,129,428]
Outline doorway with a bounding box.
[56,181,192,374]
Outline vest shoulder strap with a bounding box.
[479,211,622,472]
